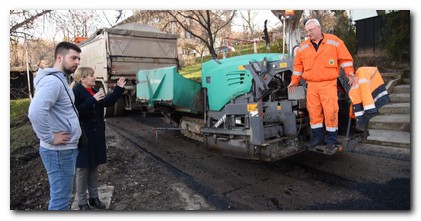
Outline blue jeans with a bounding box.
[39,147,78,210]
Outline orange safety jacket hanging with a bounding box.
[291,33,354,85]
[348,67,391,126]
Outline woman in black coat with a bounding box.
[72,67,126,210]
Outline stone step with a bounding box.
[71,185,114,210]
[378,102,410,114]
[365,129,410,148]
[389,93,410,103]
[402,68,411,78]
[368,114,410,132]
[402,78,411,84]
[381,72,401,84]
[381,72,401,79]
[393,84,410,93]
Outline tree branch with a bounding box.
[10,10,52,33]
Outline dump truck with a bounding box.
[136,53,374,162]
[77,23,179,117]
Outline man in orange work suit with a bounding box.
[288,18,357,151]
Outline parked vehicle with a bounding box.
[136,53,371,162]
[77,23,179,117]
[216,46,235,53]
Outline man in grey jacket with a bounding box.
[28,41,82,210]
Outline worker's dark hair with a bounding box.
[54,41,81,62]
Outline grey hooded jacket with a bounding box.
[28,68,81,150]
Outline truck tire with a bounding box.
[105,96,125,118]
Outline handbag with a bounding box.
[78,122,88,148]
[49,73,88,148]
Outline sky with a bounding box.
[3,0,419,220]
[232,10,281,32]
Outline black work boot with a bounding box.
[78,204,91,210]
[89,197,106,209]
[325,144,336,152]
[326,130,338,142]
[307,139,323,148]
[307,128,324,148]
[326,130,339,152]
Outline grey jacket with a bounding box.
[28,68,81,150]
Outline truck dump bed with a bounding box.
[78,23,179,81]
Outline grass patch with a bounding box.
[10,98,38,152]
[10,98,30,124]
[10,124,38,152]
[179,63,202,82]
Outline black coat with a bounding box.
[73,83,124,168]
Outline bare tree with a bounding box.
[183,42,208,64]
[66,10,97,37]
[10,10,128,68]
[239,10,259,38]
[10,10,128,100]
[303,10,336,33]
[166,10,236,59]
[53,10,125,41]
[10,10,53,42]
[121,11,167,28]
[10,10,57,70]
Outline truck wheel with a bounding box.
[113,96,126,116]
[104,96,125,117]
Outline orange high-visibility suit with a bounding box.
[349,67,391,129]
[291,33,354,145]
